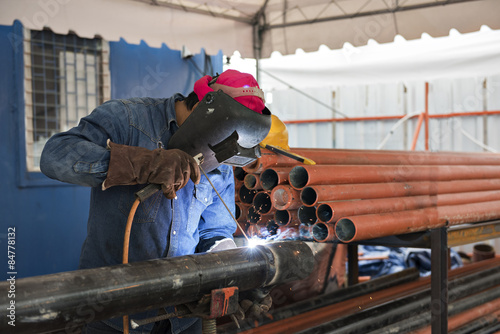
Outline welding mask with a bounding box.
[168,90,272,172]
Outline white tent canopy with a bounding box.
[227,26,500,89]
[1,0,499,58]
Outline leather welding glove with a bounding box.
[102,140,201,199]
[235,288,273,321]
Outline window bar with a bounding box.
[51,30,59,138]
[63,37,69,132]
[72,34,79,124]
[41,31,48,143]
[83,38,89,117]
[94,41,100,108]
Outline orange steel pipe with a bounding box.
[252,191,275,214]
[316,190,500,223]
[244,148,500,174]
[233,167,247,181]
[335,199,500,242]
[274,209,299,226]
[235,202,250,223]
[270,185,302,210]
[247,206,274,225]
[413,298,500,334]
[260,167,292,191]
[410,112,425,151]
[300,179,500,206]
[237,184,258,204]
[312,222,337,242]
[234,182,242,201]
[243,173,263,190]
[289,164,500,189]
[282,110,500,124]
[424,82,430,151]
[241,258,500,334]
[298,205,317,225]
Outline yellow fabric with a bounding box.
[261,115,290,150]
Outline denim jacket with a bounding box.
[40,94,236,333]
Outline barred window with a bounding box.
[24,28,110,171]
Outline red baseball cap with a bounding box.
[194,69,265,114]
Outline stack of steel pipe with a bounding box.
[234,148,500,243]
[221,257,500,334]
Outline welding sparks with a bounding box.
[247,237,267,248]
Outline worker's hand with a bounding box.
[102,140,201,199]
[235,288,273,321]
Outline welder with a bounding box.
[40,69,281,334]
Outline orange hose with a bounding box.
[122,198,140,334]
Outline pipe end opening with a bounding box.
[289,166,308,189]
[272,188,288,209]
[234,167,246,181]
[239,185,257,204]
[335,218,356,242]
[312,223,329,242]
[301,187,317,206]
[244,174,258,189]
[275,210,289,226]
[298,206,317,225]
[253,192,272,214]
[317,204,333,223]
[261,169,278,191]
[248,206,261,224]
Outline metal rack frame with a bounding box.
[347,220,500,334]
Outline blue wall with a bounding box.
[0,21,222,280]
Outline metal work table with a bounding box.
[346,220,500,334]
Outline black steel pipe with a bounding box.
[370,285,500,334]
[0,241,314,334]
[304,265,500,334]
[238,184,258,204]
[253,191,274,214]
[218,267,420,333]
[450,315,499,334]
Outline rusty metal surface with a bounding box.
[413,296,500,334]
[270,185,302,210]
[299,179,500,206]
[243,173,263,190]
[236,258,500,334]
[316,190,500,224]
[335,200,500,242]
[244,148,500,174]
[260,167,292,191]
[289,164,500,189]
[448,220,500,247]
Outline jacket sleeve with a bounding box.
[196,166,238,252]
[40,100,129,187]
